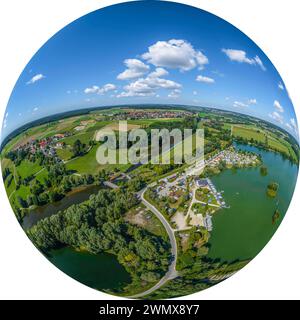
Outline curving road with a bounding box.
[127,188,178,299]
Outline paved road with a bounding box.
[127,188,178,299]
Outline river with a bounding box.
[207,143,298,262]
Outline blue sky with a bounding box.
[1,0,298,140]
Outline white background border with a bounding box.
[0,0,299,300]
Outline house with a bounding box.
[55,142,63,149]
[195,178,208,187]
[54,133,65,139]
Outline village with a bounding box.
[145,146,260,234]
[107,109,194,121]
[11,132,72,164]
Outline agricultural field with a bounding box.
[1,105,299,300]
[232,124,298,162]
[66,145,131,174]
[232,125,266,143]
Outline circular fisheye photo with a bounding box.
[1,1,299,299]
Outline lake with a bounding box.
[48,247,131,292]
[22,184,132,292]
[22,185,102,230]
[207,143,298,262]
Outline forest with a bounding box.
[27,185,171,295]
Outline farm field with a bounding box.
[16,160,43,179]
[65,145,131,174]
[232,125,266,143]
[0,104,299,300]
[232,124,298,162]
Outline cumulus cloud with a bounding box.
[26,73,45,84]
[117,59,150,80]
[274,100,284,113]
[248,99,257,105]
[269,111,283,124]
[278,82,284,90]
[233,98,257,108]
[222,49,266,71]
[287,118,298,134]
[142,39,209,71]
[148,67,168,78]
[286,123,292,131]
[117,71,181,98]
[196,75,215,84]
[84,83,116,95]
[168,89,181,99]
[233,101,248,108]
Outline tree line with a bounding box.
[27,187,171,293]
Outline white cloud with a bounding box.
[148,67,168,78]
[286,123,293,131]
[274,100,284,113]
[67,90,78,94]
[117,59,150,80]
[168,89,181,98]
[232,98,257,108]
[211,70,225,77]
[253,56,266,71]
[3,112,8,128]
[278,82,284,90]
[84,85,99,94]
[26,73,45,84]
[84,83,116,95]
[288,118,298,134]
[248,99,257,105]
[33,107,39,112]
[193,91,198,95]
[142,39,209,71]
[269,111,283,124]
[99,83,116,94]
[117,73,181,98]
[196,75,215,84]
[222,49,266,70]
[233,101,248,108]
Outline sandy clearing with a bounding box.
[171,211,189,230]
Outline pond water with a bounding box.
[48,247,131,292]
[22,185,102,230]
[207,143,298,262]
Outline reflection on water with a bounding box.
[22,185,102,230]
[207,143,298,262]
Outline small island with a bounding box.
[272,209,280,224]
[267,182,279,197]
[260,165,268,176]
